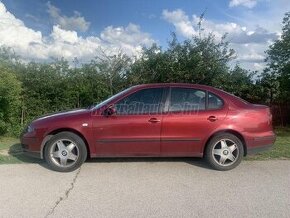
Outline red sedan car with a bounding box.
[21,83,275,172]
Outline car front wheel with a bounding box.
[205,133,244,171]
[44,132,87,172]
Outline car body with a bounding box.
[21,83,276,171]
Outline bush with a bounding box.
[0,67,22,135]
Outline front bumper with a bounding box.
[20,136,42,159]
[21,145,41,159]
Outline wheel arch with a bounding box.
[203,129,247,157]
[40,128,90,159]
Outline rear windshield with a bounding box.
[214,88,249,105]
[229,93,249,104]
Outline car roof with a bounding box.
[134,83,222,93]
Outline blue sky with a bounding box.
[0,0,290,70]
[3,0,226,38]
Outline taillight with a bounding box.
[267,108,272,126]
[269,111,273,125]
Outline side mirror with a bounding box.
[103,105,116,117]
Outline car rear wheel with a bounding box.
[44,132,87,172]
[205,133,244,171]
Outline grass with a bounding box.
[0,128,289,164]
[0,136,19,150]
[0,136,41,164]
[245,127,290,160]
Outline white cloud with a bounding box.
[237,51,264,62]
[195,17,278,44]
[229,0,257,8]
[0,2,154,62]
[0,3,43,49]
[50,25,79,43]
[162,9,279,71]
[163,10,277,44]
[162,9,196,38]
[47,1,90,32]
[101,23,154,48]
[230,26,277,44]
[229,42,270,70]
[253,62,264,70]
[162,9,278,45]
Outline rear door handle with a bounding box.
[207,116,218,122]
[148,118,161,123]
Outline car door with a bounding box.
[160,87,228,156]
[93,87,166,156]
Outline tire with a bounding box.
[44,132,87,172]
[205,133,244,171]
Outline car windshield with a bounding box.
[93,87,133,109]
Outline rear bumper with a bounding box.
[247,144,273,155]
[246,134,276,155]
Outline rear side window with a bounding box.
[115,88,163,115]
[168,88,206,112]
[208,93,223,110]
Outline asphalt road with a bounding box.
[0,159,289,218]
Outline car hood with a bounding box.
[34,108,90,123]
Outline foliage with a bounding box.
[129,33,235,86]
[1,12,290,135]
[264,12,290,102]
[0,66,22,135]
[93,50,132,95]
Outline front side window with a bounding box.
[115,88,163,115]
[168,88,206,112]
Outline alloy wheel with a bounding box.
[212,139,239,167]
[49,139,79,168]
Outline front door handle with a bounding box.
[207,116,218,122]
[148,118,161,123]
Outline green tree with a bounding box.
[0,67,22,135]
[93,50,132,95]
[129,33,235,86]
[265,12,290,102]
[69,62,111,107]
[218,65,259,102]
[18,60,74,123]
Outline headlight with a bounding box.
[27,125,35,133]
